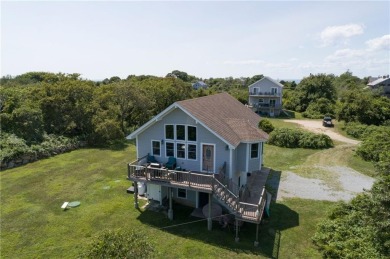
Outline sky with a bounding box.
[1,1,389,81]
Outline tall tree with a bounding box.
[291,73,336,112]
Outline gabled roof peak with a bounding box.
[248,76,284,88]
[127,92,268,147]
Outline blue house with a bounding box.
[192,81,208,90]
[127,93,269,243]
[248,76,284,117]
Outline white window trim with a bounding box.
[177,188,187,199]
[250,143,259,159]
[165,141,175,157]
[271,87,278,94]
[176,124,186,141]
[176,142,186,159]
[187,143,197,161]
[187,125,197,142]
[151,140,161,157]
[165,124,175,140]
[162,124,198,161]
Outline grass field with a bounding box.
[1,142,334,258]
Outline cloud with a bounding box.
[223,60,264,65]
[325,48,365,62]
[320,23,364,46]
[366,34,390,51]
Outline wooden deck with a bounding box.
[127,159,268,224]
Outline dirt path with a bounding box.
[268,119,373,202]
[284,119,360,145]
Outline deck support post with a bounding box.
[134,181,139,209]
[207,193,212,231]
[235,218,240,242]
[168,187,173,220]
[254,223,259,247]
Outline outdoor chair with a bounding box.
[165,157,176,170]
[147,153,158,164]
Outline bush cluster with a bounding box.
[342,122,387,140]
[268,128,333,149]
[0,133,81,163]
[356,127,390,163]
[258,119,275,133]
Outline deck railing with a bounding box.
[128,164,214,190]
[249,92,281,96]
[238,187,266,220]
[212,177,239,211]
[128,158,266,223]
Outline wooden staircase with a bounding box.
[212,177,266,224]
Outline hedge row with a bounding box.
[342,122,388,140]
[268,127,333,149]
[0,133,85,169]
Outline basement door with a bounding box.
[202,144,214,173]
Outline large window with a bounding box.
[177,143,185,158]
[166,142,174,157]
[251,143,259,159]
[187,144,197,160]
[152,141,161,156]
[176,125,185,140]
[188,126,197,141]
[162,125,197,160]
[165,125,174,139]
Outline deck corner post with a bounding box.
[254,223,260,247]
[235,218,240,242]
[134,181,139,209]
[207,193,212,231]
[168,187,173,220]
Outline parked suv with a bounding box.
[322,116,333,127]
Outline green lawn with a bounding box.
[1,142,332,258]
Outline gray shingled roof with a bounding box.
[177,92,268,147]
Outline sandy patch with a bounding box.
[284,119,360,145]
[274,167,374,202]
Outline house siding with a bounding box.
[248,77,283,116]
[249,79,283,94]
[173,187,197,207]
[137,108,230,174]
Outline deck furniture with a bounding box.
[165,157,176,170]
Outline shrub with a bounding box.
[82,229,154,258]
[342,122,368,139]
[0,133,80,164]
[258,119,275,133]
[313,176,390,258]
[301,98,335,119]
[268,128,333,149]
[356,127,390,163]
[0,133,32,162]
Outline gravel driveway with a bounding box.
[284,119,360,145]
[269,119,373,202]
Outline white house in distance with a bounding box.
[248,76,284,117]
[367,75,390,97]
[126,93,270,243]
